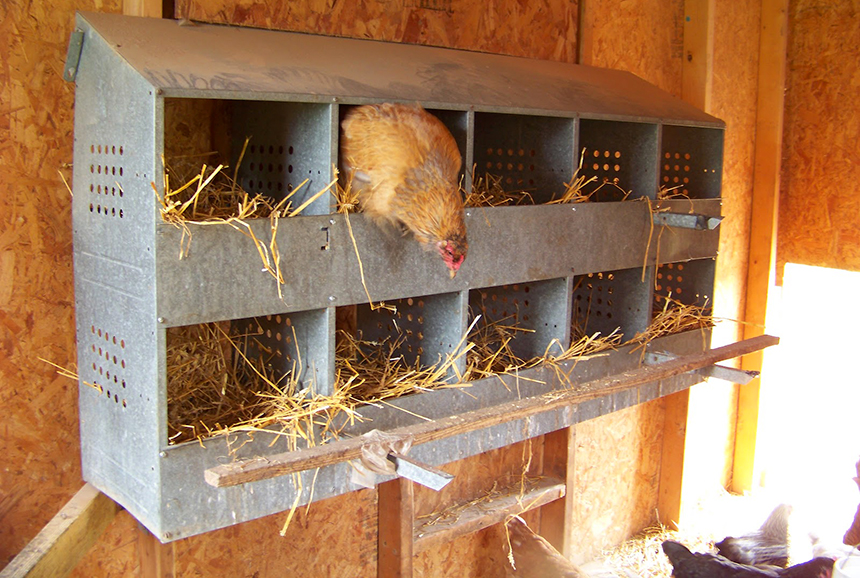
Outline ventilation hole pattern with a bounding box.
[572,272,617,325]
[484,147,545,188]
[474,283,533,324]
[365,297,427,356]
[87,324,128,409]
[244,143,287,194]
[87,144,126,219]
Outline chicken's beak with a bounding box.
[449,269,457,279]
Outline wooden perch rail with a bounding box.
[205,334,779,488]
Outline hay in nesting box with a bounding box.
[465,315,538,379]
[155,144,335,299]
[166,322,279,444]
[548,148,633,205]
[628,294,714,355]
[657,183,689,200]
[334,329,471,405]
[464,166,536,207]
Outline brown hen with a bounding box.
[504,517,590,578]
[340,103,467,277]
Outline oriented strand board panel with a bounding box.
[566,401,665,565]
[174,0,580,63]
[583,0,685,95]
[413,439,543,577]
[0,0,122,568]
[778,1,860,275]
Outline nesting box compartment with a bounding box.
[68,12,725,541]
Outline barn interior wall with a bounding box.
[1,0,765,575]
[777,1,860,274]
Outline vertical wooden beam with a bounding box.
[539,427,575,558]
[656,0,715,529]
[378,478,414,578]
[123,0,165,18]
[657,389,689,529]
[577,0,594,66]
[0,484,120,578]
[734,0,789,494]
[681,0,715,110]
[136,524,175,578]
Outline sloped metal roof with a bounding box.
[75,11,722,126]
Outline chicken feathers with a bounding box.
[340,103,467,277]
[716,503,792,567]
[662,540,833,578]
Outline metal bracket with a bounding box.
[699,364,759,385]
[387,452,455,491]
[64,29,85,82]
[653,212,723,231]
[645,351,758,384]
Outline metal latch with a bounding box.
[653,212,723,231]
[63,29,85,82]
[387,452,455,491]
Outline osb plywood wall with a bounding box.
[0,0,766,576]
[0,0,121,565]
[778,1,860,275]
[174,0,580,63]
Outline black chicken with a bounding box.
[662,540,833,578]
[716,504,792,567]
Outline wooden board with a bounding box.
[734,0,789,494]
[414,477,564,555]
[379,478,414,578]
[205,335,778,487]
[0,485,120,578]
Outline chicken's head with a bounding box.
[438,236,467,278]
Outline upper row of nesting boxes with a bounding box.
[70,11,723,325]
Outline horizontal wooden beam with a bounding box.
[0,484,120,578]
[205,334,779,488]
[413,478,565,554]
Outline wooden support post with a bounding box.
[577,0,594,66]
[539,427,575,558]
[658,389,690,529]
[0,484,120,578]
[122,0,166,18]
[378,478,414,578]
[734,0,789,494]
[655,0,716,529]
[136,524,175,578]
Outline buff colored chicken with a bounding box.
[340,103,467,278]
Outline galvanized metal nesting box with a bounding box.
[68,11,724,541]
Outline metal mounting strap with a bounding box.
[64,29,85,82]
[645,351,758,384]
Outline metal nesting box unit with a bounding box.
[68,11,725,541]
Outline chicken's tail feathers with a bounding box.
[760,503,793,542]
